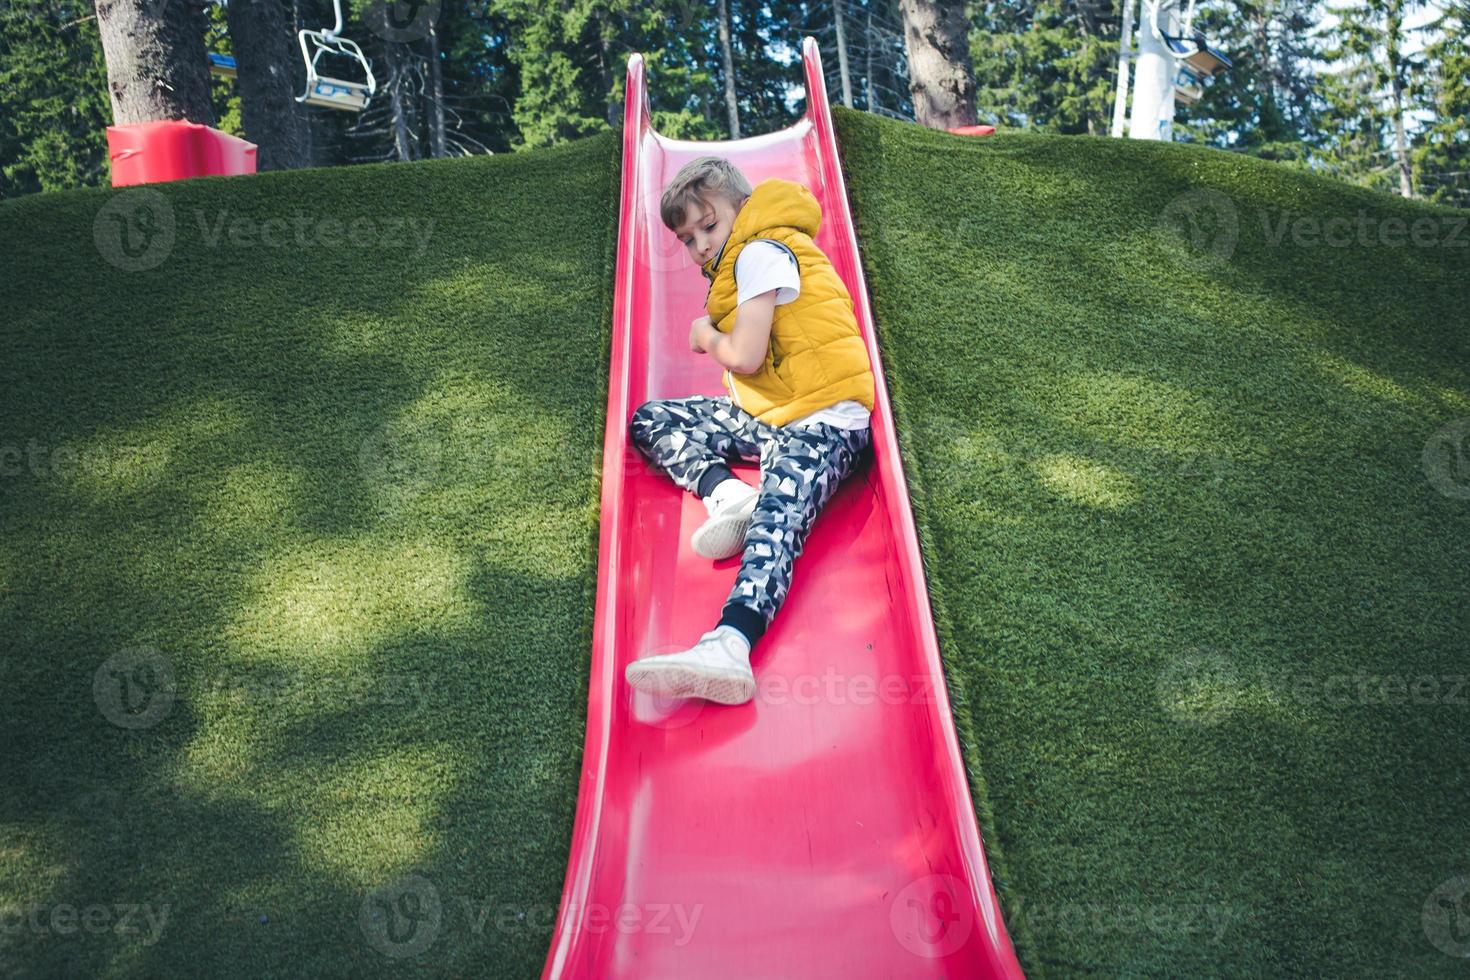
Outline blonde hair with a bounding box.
[660,156,752,232]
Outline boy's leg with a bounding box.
[628,395,772,498]
[716,423,873,648]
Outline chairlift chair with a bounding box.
[208,52,238,79]
[296,0,376,112]
[1150,0,1232,105]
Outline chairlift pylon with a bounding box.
[1114,0,1231,136]
[296,0,376,112]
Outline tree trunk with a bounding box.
[716,0,740,138]
[1110,0,1135,137]
[94,0,216,125]
[1250,6,1286,141]
[426,18,447,157]
[1386,0,1414,197]
[866,11,875,112]
[834,0,853,107]
[1075,0,1100,36]
[897,0,977,128]
[597,18,620,128]
[1074,0,1101,133]
[290,0,319,165]
[388,43,413,162]
[225,0,309,169]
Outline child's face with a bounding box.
[672,192,748,268]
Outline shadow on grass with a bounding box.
[0,132,618,977]
[835,109,1470,977]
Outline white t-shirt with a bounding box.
[729,240,872,431]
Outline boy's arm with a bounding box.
[705,291,775,374]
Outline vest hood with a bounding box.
[701,178,822,280]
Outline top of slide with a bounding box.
[541,38,1025,979]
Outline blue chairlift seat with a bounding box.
[208,52,238,79]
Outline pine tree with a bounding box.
[1177,0,1322,161]
[477,0,722,148]
[326,0,520,162]
[1383,0,1417,196]
[970,0,1118,134]
[790,0,915,122]
[1315,0,1398,192]
[0,0,113,197]
[1412,0,1470,205]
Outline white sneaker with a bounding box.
[625,627,756,705]
[691,478,759,560]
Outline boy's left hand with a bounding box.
[689,315,715,354]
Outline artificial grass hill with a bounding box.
[831,108,1469,977]
[0,104,1465,979]
[1,133,619,977]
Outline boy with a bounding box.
[623,156,876,705]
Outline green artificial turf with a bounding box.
[1,133,618,977]
[3,104,1466,979]
[832,105,1470,977]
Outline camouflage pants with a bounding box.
[629,394,872,647]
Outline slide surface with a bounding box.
[541,38,1024,979]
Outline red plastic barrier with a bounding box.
[540,37,1025,980]
[946,124,997,137]
[107,120,257,187]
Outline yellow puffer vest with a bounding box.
[701,177,875,428]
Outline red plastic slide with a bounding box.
[107,121,257,187]
[541,38,1024,979]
